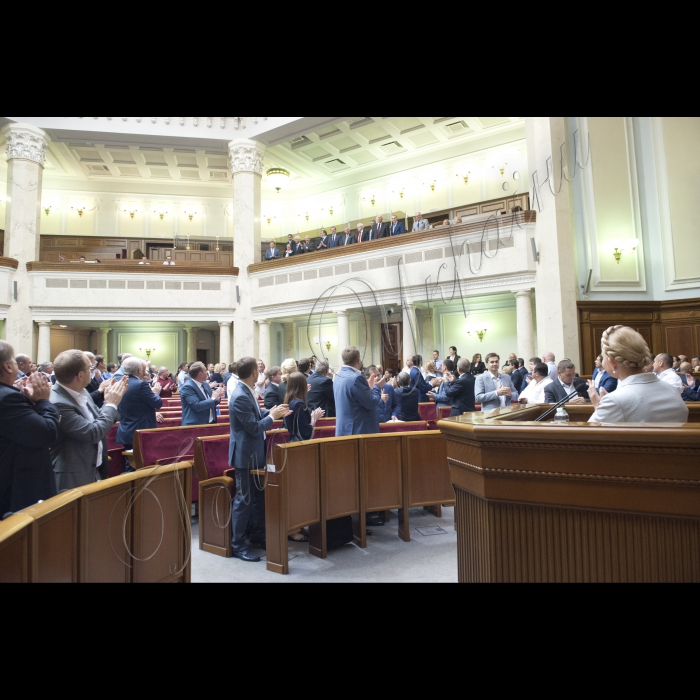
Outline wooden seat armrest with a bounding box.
[199,476,235,490]
[223,469,235,479]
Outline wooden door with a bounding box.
[197,350,208,365]
[381,323,402,374]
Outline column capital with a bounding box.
[513,289,533,298]
[257,319,271,327]
[36,321,52,328]
[218,321,233,328]
[228,138,265,175]
[336,310,349,318]
[3,123,50,167]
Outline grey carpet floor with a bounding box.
[190,507,458,583]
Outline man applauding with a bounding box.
[229,357,290,563]
[0,341,59,518]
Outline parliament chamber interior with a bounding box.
[1,116,699,584]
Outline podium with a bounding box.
[441,405,700,583]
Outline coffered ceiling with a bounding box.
[0,117,525,197]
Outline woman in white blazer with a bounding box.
[588,326,689,424]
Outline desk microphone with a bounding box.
[535,392,578,423]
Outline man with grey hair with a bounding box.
[308,358,336,418]
[0,340,59,518]
[50,350,128,489]
[116,357,164,471]
[112,353,134,380]
[542,352,558,381]
[372,214,389,239]
[38,362,54,382]
[356,222,369,244]
[412,213,429,232]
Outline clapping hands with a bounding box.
[20,372,52,403]
[270,404,292,420]
[104,377,129,406]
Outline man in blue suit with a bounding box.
[390,215,405,236]
[115,357,164,470]
[229,357,289,563]
[328,227,341,249]
[180,362,223,426]
[475,353,519,412]
[265,242,280,261]
[334,347,385,437]
[592,354,619,394]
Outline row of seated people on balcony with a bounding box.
[264,213,433,260]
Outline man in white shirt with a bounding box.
[254,360,268,397]
[654,353,684,394]
[542,352,558,381]
[227,370,240,398]
[177,362,190,389]
[518,362,554,404]
[163,255,176,266]
[432,351,444,376]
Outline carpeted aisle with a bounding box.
[191,508,458,583]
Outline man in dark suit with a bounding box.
[307,360,336,418]
[390,215,405,237]
[116,357,164,470]
[263,367,284,410]
[293,237,305,256]
[409,356,433,403]
[544,360,589,405]
[356,223,372,244]
[329,227,341,249]
[444,359,477,417]
[180,362,223,426]
[341,227,357,247]
[372,215,390,239]
[265,242,280,261]
[0,341,59,518]
[229,357,289,563]
[303,236,315,253]
[317,231,330,251]
[510,359,525,394]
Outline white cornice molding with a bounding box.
[31,307,235,321]
[3,123,50,166]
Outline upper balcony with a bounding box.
[249,211,537,319]
[0,257,18,317]
[25,261,238,322]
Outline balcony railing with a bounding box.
[0,257,19,271]
[27,261,238,276]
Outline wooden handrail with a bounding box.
[249,211,536,274]
[26,261,239,276]
[0,257,19,270]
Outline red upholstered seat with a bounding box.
[194,437,231,482]
[106,425,125,478]
[438,407,452,421]
[312,426,336,440]
[380,421,428,433]
[135,423,231,503]
[266,429,290,453]
[316,418,337,428]
[418,403,438,422]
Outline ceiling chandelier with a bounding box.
[233,117,266,130]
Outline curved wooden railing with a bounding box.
[0,257,19,271]
[249,211,536,274]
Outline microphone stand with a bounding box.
[535,392,579,423]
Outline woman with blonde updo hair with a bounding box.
[278,358,299,404]
[588,326,688,424]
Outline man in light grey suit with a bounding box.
[50,350,128,491]
[475,353,519,412]
[412,212,429,232]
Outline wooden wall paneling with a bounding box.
[131,463,192,584]
[78,479,133,584]
[665,326,695,357]
[24,492,82,584]
[0,515,33,584]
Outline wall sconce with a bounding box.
[71,202,97,218]
[468,329,488,343]
[314,336,334,352]
[329,206,334,217]
[215,235,220,252]
[153,205,169,221]
[182,206,200,222]
[611,239,639,265]
[363,194,377,207]
[44,205,53,217]
[457,172,471,185]
[120,203,142,220]
[139,347,156,359]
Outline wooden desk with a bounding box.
[441,406,700,583]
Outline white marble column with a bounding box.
[403,302,417,361]
[185,326,200,362]
[36,321,52,364]
[229,138,264,362]
[526,117,581,367]
[2,124,50,355]
[514,290,536,361]
[336,310,350,368]
[258,320,271,366]
[219,322,232,365]
[94,327,110,359]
